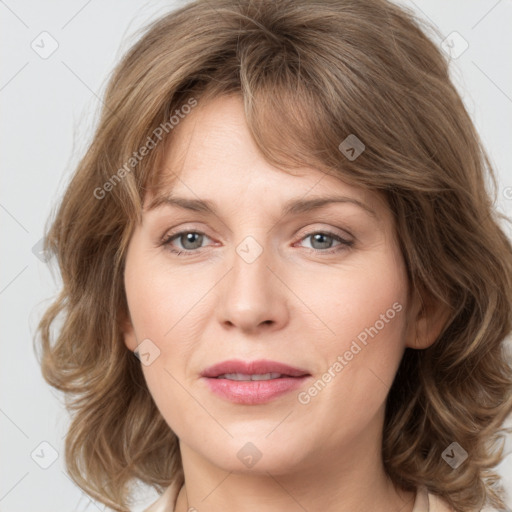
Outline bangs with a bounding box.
[140,57,366,209]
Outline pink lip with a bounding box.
[201,359,311,405]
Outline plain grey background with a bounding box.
[1,1,511,510]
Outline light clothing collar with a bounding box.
[144,483,455,512]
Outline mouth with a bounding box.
[201,359,310,378]
[200,359,311,404]
[212,372,294,381]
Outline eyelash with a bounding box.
[160,229,354,257]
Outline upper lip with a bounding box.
[201,359,310,378]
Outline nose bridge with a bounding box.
[216,233,288,332]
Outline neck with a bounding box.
[174,410,415,512]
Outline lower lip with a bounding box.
[202,376,310,404]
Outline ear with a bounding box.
[405,289,452,350]
[119,308,138,352]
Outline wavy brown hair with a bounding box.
[36,0,512,510]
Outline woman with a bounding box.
[37,0,512,511]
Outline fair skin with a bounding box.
[122,95,445,512]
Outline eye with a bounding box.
[160,229,353,257]
[297,231,353,254]
[161,230,213,256]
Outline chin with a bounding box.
[204,436,309,475]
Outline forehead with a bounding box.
[145,95,387,218]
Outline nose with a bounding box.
[216,240,290,334]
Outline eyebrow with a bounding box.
[146,194,378,220]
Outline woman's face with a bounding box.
[123,94,416,475]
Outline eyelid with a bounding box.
[160,222,211,241]
[295,223,354,242]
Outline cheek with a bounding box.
[124,248,212,427]
[301,248,408,354]
[294,247,408,432]
[125,247,208,342]
[125,269,205,390]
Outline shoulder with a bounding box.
[412,487,498,512]
[420,487,501,512]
